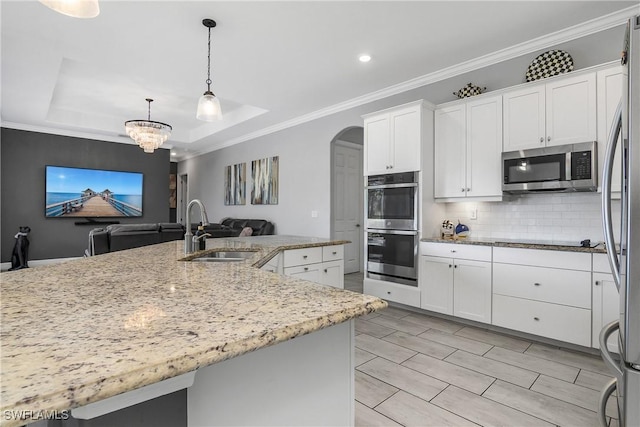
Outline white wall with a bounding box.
[442,192,620,243]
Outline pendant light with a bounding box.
[125,99,172,154]
[196,19,222,121]
[39,0,100,18]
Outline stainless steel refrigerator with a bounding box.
[600,14,640,427]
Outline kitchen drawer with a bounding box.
[420,242,491,262]
[284,263,322,282]
[493,263,591,308]
[364,278,420,308]
[493,247,591,271]
[593,253,614,274]
[492,294,591,347]
[322,245,343,262]
[283,247,322,267]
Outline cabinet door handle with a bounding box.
[461,188,465,192]
[534,317,540,321]
[454,265,458,269]
[324,269,328,273]
[466,188,471,192]
[449,264,452,268]
[534,282,541,286]
[547,136,551,142]
[540,137,544,143]
[595,281,600,286]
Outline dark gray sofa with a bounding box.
[86,218,275,256]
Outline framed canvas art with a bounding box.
[224,162,246,205]
[251,156,279,205]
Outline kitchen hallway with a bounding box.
[344,273,618,427]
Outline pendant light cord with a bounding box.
[206,26,212,92]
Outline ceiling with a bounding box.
[1,1,638,160]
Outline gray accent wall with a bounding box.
[0,128,170,262]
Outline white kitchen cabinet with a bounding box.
[363,277,421,308]
[492,247,592,347]
[272,245,345,288]
[503,73,597,151]
[420,243,492,324]
[363,101,425,175]
[593,253,620,353]
[434,95,502,199]
[597,66,623,194]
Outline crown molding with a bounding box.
[181,4,638,160]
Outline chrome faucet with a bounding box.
[184,199,210,254]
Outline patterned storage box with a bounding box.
[525,49,574,82]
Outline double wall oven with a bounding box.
[366,172,419,286]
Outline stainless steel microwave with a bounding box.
[502,141,597,194]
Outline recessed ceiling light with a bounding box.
[359,54,371,63]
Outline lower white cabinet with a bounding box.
[592,253,620,353]
[363,278,421,308]
[492,294,591,346]
[492,247,592,347]
[268,245,344,288]
[419,243,492,324]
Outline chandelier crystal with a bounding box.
[196,18,222,121]
[39,0,100,18]
[125,99,172,154]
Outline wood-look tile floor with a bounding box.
[345,273,618,427]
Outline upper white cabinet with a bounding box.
[597,66,623,194]
[434,95,502,199]
[363,101,426,175]
[503,73,597,151]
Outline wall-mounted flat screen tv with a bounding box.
[45,166,143,218]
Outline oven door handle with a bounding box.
[366,182,418,189]
[367,229,418,236]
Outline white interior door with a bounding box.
[333,141,363,274]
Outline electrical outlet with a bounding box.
[470,208,477,220]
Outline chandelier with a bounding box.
[39,0,100,18]
[125,99,172,153]
[196,18,222,121]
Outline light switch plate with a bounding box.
[470,208,477,220]
[311,210,318,218]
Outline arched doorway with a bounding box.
[330,126,364,277]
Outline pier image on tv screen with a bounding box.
[45,166,143,218]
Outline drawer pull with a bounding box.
[534,282,541,286]
[304,267,309,271]
[303,255,308,259]
[387,291,391,295]
[324,269,328,273]
[534,317,540,321]
[451,250,456,253]
[332,251,337,255]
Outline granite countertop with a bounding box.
[0,235,386,427]
[420,237,608,253]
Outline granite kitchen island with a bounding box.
[0,236,386,427]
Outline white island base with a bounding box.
[68,320,355,427]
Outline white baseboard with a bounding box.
[1,257,80,272]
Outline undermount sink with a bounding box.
[190,251,258,262]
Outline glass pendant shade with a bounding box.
[196,91,222,121]
[39,0,100,18]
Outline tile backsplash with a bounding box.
[442,192,621,244]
